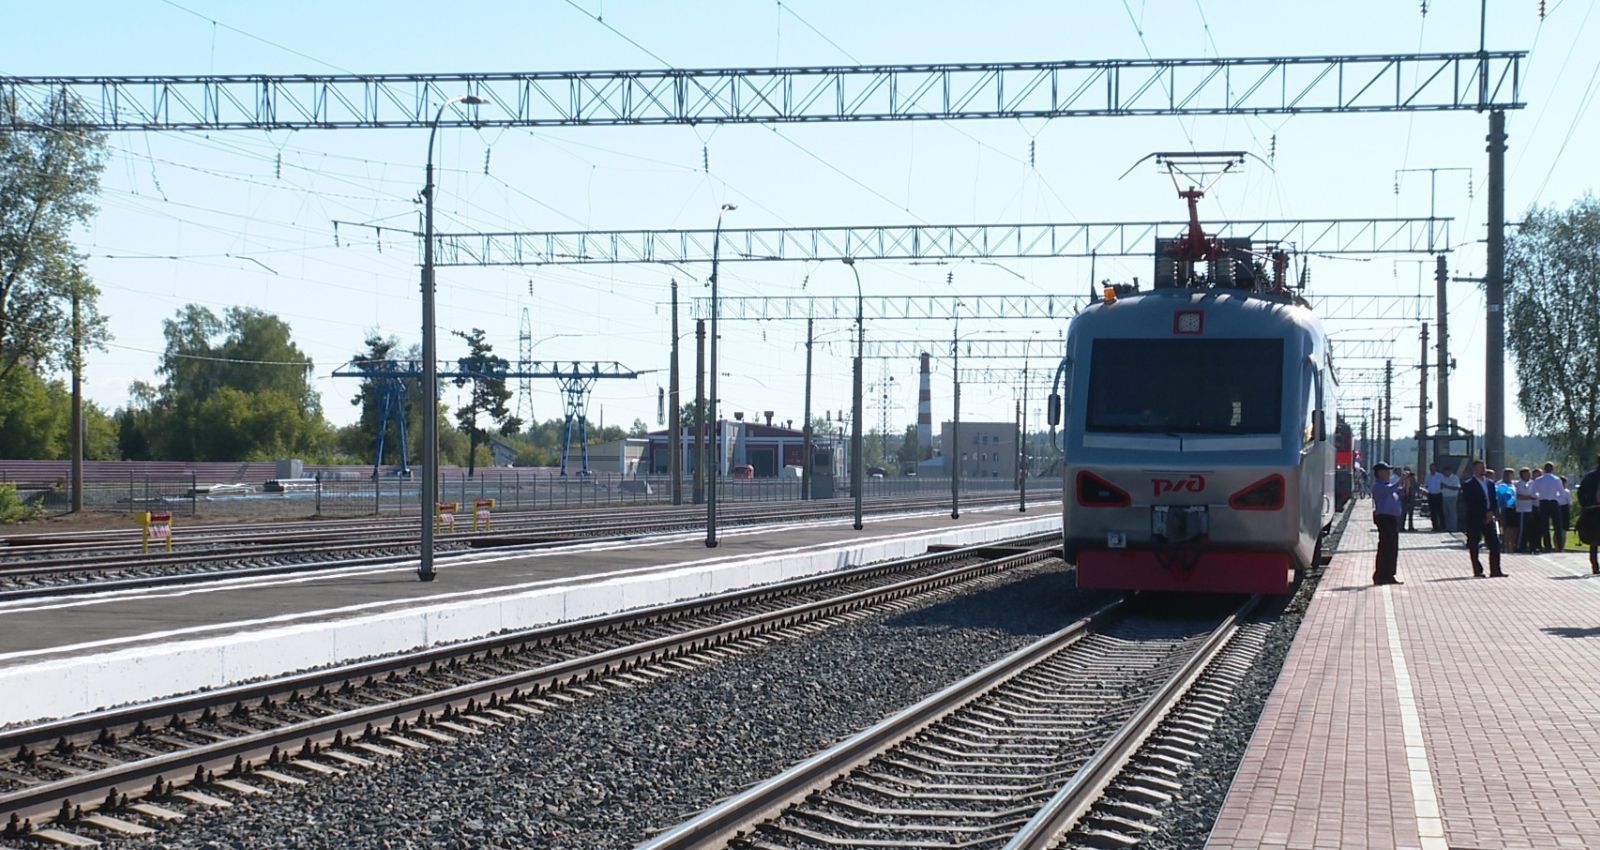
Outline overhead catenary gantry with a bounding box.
[4,44,1527,548]
[2,52,1522,130]
[687,293,1431,322]
[417,217,1453,266]
[861,339,1062,360]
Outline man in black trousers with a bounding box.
[1371,462,1404,585]
[1461,458,1505,578]
[1578,457,1600,576]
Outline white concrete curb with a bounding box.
[2,514,1058,725]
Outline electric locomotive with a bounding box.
[1050,153,1336,595]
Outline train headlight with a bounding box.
[1174,310,1204,334]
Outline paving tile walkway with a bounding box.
[1206,507,1600,850]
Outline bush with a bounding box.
[0,483,40,524]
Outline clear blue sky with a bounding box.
[5,0,1595,440]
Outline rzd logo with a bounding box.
[1152,475,1205,497]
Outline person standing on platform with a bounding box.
[1577,457,1600,575]
[1371,462,1403,586]
[1425,464,1445,531]
[1439,466,1462,533]
[1498,469,1520,552]
[1401,467,1418,531]
[1515,467,1537,553]
[1461,459,1505,578]
[1531,463,1564,554]
[1556,475,1572,552]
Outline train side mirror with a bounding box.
[1314,410,1327,442]
[1047,393,1062,427]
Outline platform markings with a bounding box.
[0,501,1055,618]
[1381,586,1449,850]
[0,508,1058,664]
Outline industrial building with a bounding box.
[646,417,846,478]
[939,421,1018,480]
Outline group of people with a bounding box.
[1369,456,1600,586]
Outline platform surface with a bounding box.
[0,502,1051,667]
[1206,506,1600,850]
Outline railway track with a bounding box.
[1,493,1029,560]
[0,533,1062,845]
[639,592,1263,850]
[0,494,1035,599]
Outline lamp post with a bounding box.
[706,203,736,547]
[418,93,485,582]
[842,258,865,531]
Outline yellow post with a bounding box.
[141,511,173,553]
[434,502,458,533]
[473,498,495,531]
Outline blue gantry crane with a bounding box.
[333,359,638,476]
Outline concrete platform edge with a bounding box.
[2,514,1058,725]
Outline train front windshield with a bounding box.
[1085,338,1284,435]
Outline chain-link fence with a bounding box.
[8,468,1027,521]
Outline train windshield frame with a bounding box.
[1084,338,1285,435]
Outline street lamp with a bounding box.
[842,257,865,531]
[706,203,736,547]
[418,93,485,583]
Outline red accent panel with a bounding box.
[1077,549,1293,595]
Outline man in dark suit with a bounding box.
[1461,458,1505,578]
[1578,456,1600,575]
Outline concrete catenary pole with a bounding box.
[802,317,814,501]
[694,319,706,506]
[669,278,682,505]
[1418,322,1430,476]
[1434,254,1450,433]
[1484,110,1508,473]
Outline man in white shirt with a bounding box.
[1424,465,1446,531]
[1439,467,1462,533]
[1530,462,1566,553]
[1556,475,1573,552]
[1515,467,1538,552]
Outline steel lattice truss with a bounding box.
[332,359,637,380]
[427,217,1452,265]
[1,52,1524,131]
[1327,338,1400,360]
[956,367,1061,386]
[692,293,1430,322]
[862,338,1065,359]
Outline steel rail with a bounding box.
[1,493,1029,562]
[0,494,1038,593]
[637,593,1260,850]
[1003,593,1264,849]
[635,597,1127,850]
[1,536,1060,828]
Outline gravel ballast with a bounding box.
[110,559,1111,850]
[1132,509,1352,850]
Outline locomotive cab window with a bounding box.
[1085,338,1284,435]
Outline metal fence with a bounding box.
[10,469,1028,519]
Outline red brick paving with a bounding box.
[1205,511,1600,850]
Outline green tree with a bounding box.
[119,305,330,460]
[0,93,109,385]
[896,424,922,467]
[1506,195,1600,470]
[628,418,651,437]
[452,328,518,476]
[0,366,117,459]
